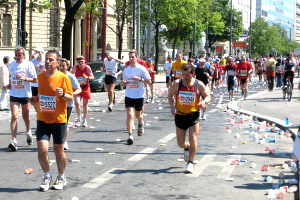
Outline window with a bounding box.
[1,14,12,47]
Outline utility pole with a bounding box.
[16,0,26,47]
[249,0,252,58]
[229,0,233,56]
[101,0,107,60]
[132,0,136,49]
[146,0,152,57]
[136,0,140,56]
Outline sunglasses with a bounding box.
[129,56,135,59]
[182,68,189,71]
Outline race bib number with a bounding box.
[128,81,139,88]
[240,70,248,76]
[77,76,87,85]
[12,79,25,89]
[178,91,195,105]
[175,70,182,77]
[227,70,235,76]
[39,95,56,112]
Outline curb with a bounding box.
[227,91,299,136]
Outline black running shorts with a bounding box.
[175,112,200,130]
[104,75,116,85]
[125,97,144,111]
[31,86,38,97]
[36,120,67,144]
[10,96,30,105]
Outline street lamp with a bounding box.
[229,0,233,56]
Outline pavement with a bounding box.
[228,78,300,133]
[0,74,299,200]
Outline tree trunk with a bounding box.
[172,38,177,59]
[154,23,160,72]
[118,34,123,59]
[62,21,73,59]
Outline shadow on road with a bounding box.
[0,187,37,193]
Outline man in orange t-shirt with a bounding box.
[36,50,73,192]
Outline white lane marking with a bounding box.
[216,94,224,109]
[208,109,217,113]
[81,132,177,190]
[127,147,156,162]
[187,154,241,178]
[82,168,123,189]
[158,133,176,144]
[186,155,216,177]
[217,155,241,180]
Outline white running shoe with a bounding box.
[52,176,67,190]
[127,135,134,145]
[26,130,33,145]
[74,119,81,127]
[39,175,52,192]
[185,162,194,174]
[81,119,88,127]
[8,139,18,152]
[64,142,69,150]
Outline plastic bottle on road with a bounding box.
[284,117,289,126]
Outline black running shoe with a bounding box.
[137,123,144,136]
[27,134,33,145]
[8,142,17,152]
[127,135,134,145]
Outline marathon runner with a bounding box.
[122,50,151,145]
[195,58,211,120]
[225,57,237,101]
[103,52,123,112]
[236,55,252,100]
[36,50,73,191]
[59,58,81,150]
[168,64,210,173]
[72,56,94,127]
[8,47,37,151]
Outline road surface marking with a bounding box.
[187,154,240,179]
[217,155,241,180]
[216,94,224,109]
[158,133,176,144]
[82,133,176,189]
[128,147,156,162]
[208,109,217,113]
[82,168,123,189]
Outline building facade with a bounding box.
[0,0,131,64]
[232,0,256,31]
[295,0,300,43]
[256,0,296,40]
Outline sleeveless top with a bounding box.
[175,79,201,114]
[74,64,91,92]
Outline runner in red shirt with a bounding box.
[71,56,94,127]
[145,58,156,103]
[237,56,252,100]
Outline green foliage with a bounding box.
[77,0,101,17]
[207,0,243,47]
[30,0,52,12]
[248,18,300,57]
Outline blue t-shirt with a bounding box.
[67,71,80,107]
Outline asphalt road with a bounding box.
[0,80,296,200]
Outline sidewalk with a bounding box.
[228,79,300,134]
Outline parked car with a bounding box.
[90,71,106,92]
[90,69,125,92]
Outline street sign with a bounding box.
[233,41,247,48]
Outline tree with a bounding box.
[160,0,202,58]
[206,0,243,50]
[61,0,85,59]
[248,18,300,57]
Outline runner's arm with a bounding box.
[168,80,178,115]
